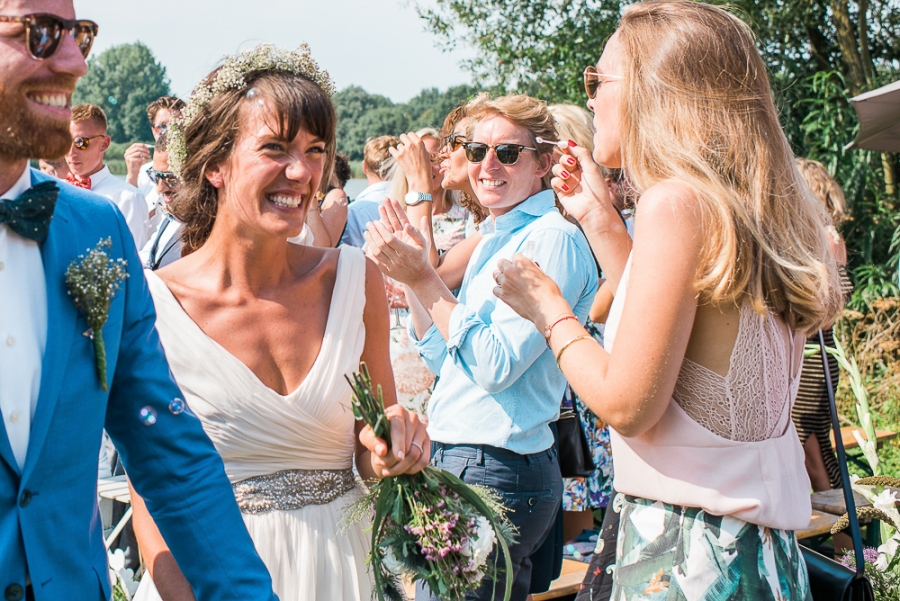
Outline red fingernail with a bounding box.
[567,157,576,166]
[568,139,577,147]
[562,184,570,192]
[560,170,570,178]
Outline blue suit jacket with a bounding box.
[0,170,277,601]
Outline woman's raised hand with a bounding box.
[359,404,431,477]
[390,131,433,193]
[493,255,572,331]
[364,198,433,285]
[551,145,614,225]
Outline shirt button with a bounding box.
[5,336,13,346]
[8,412,18,424]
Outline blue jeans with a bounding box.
[417,441,562,601]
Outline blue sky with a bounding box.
[74,0,475,103]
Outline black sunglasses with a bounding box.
[147,169,179,188]
[462,142,536,166]
[72,135,104,150]
[0,13,98,61]
[583,65,623,99]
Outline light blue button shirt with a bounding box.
[340,181,390,247]
[413,189,598,454]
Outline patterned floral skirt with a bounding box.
[609,495,811,601]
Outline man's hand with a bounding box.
[124,143,151,187]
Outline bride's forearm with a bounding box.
[128,480,198,601]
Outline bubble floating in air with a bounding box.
[139,406,157,426]
[169,398,185,414]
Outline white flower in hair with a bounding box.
[168,43,334,177]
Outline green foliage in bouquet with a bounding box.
[345,364,516,601]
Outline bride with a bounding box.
[129,45,430,601]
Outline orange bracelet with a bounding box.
[543,313,578,343]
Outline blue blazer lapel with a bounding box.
[22,171,77,479]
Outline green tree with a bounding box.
[73,42,171,144]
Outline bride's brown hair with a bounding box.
[172,70,336,254]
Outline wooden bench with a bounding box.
[831,427,897,450]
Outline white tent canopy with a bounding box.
[846,79,900,153]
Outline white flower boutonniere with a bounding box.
[65,237,128,392]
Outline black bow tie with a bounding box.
[0,181,59,243]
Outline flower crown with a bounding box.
[167,43,334,177]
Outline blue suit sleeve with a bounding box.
[103,213,277,600]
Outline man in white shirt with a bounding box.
[124,96,185,228]
[65,103,151,248]
[339,134,399,247]
[139,137,183,269]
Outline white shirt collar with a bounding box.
[0,165,33,201]
[87,164,111,187]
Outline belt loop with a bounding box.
[476,445,485,466]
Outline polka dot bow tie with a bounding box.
[0,181,59,243]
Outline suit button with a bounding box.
[18,490,31,508]
[4,584,24,601]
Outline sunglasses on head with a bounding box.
[72,135,104,150]
[462,142,536,166]
[0,13,98,61]
[583,65,623,99]
[148,169,179,188]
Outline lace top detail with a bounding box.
[671,304,795,442]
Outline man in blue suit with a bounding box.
[0,1,278,599]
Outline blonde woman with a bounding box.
[494,3,843,599]
[793,158,854,492]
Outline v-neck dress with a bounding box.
[133,246,374,601]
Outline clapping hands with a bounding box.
[364,199,434,285]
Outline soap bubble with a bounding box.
[169,398,185,414]
[139,406,157,426]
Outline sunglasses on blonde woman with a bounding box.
[462,142,536,166]
[583,65,623,99]
[0,13,98,60]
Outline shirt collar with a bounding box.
[87,164,111,186]
[0,165,33,201]
[491,189,557,232]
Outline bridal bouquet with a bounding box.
[344,364,516,601]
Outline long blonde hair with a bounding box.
[616,1,843,333]
[796,158,847,226]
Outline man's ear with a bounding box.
[100,135,111,153]
[205,165,224,188]
[362,161,369,176]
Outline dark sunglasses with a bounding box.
[444,133,467,152]
[583,65,623,99]
[72,135,104,150]
[0,13,98,61]
[462,142,536,166]
[148,169,179,188]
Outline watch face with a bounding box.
[404,191,432,206]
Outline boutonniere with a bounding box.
[65,237,129,392]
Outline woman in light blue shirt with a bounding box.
[366,94,598,600]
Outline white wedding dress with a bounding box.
[133,247,374,601]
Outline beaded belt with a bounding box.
[232,468,357,515]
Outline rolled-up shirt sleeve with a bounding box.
[411,321,449,375]
[442,229,596,394]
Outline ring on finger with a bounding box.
[410,441,425,455]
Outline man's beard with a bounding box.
[0,80,75,161]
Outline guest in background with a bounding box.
[139,135,183,270]
[65,103,150,248]
[339,135,399,247]
[306,152,350,247]
[792,157,855,492]
[124,96,185,226]
[38,157,71,180]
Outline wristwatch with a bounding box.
[404,191,433,206]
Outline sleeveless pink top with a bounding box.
[605,257,812,530]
